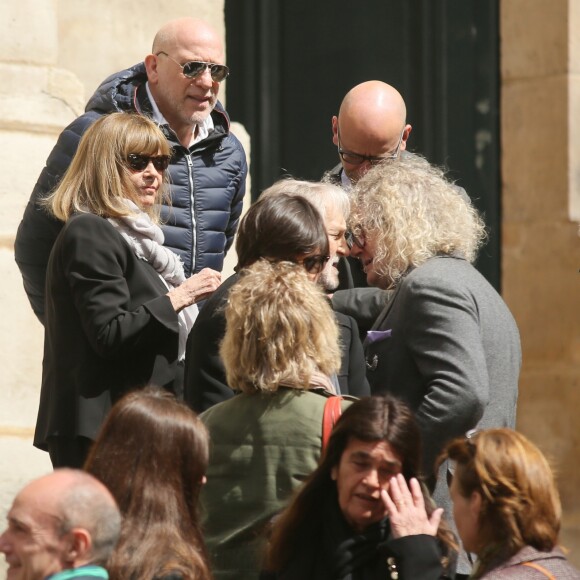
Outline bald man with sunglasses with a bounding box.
[15,17,247,325]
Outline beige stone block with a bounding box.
[502,75,568,221]
[56,0,226,100]
[0,247,44,428]
[0,1,58,65]
[562,513,580,568]
[569,74,580,221]
[570,0,580,75]
[0,63,84,133]
[0,130,62,237]
[502,221,580,363]
[501,0,568,81]
[517,366,580,515]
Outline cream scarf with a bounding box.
[108,200,197,360]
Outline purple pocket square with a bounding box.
[366,329,392,344]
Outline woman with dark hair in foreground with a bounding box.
[263,395,456,580]
[444,428,580,579]
[85,387,211,580]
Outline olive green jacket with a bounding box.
[200,388,353,580]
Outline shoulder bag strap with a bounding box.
[322,396,343,451]
[520,561,556,579]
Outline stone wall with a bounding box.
[501,0,580,562]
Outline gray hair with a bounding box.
[261,178,350,221]
[57,470,121,567]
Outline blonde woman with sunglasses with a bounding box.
[34,112,221,469]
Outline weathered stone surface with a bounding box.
[0,130,64,237]
[569,74,580,221]
[502,0,580,564]
[502,75,568,221]
[0,2,58,64]
[517,365,580,567]
[502,221,579,362]
[0,247,44,428]
[57,0,226,101]
[501,0,568,80]
[0,63,84,133]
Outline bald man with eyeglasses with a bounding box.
[325,82,412,334]
[15,17,247,326]
[328,81,413,188]
[327,81,469,336]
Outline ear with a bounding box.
[65,528,92,565]
[470,490,482,519]
[331,116,339,146]
[144,53,159,84]
[400,124,412,151]
[330,466,338,481]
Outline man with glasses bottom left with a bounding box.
[15,17,247,326]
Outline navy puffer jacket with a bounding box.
[15,63,247,323]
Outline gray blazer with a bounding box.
[363,254,521,574]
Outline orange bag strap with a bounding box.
[322,396,343,451]
[520,562,556,579]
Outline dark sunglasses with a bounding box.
[301,254,330,274]
[156,51,229,82]
[127,154,170,172]
[345,230,365,250]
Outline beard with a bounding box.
[187,92,218,125]
[320,262,340,291]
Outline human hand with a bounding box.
[167,268,221,311]
[382,474,443,538]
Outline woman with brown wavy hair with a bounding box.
[444,428,579,579]
[85,387,211,580]
[262,395,456,580]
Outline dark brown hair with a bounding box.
[235,193,329,270]
[443,429,561,578]
[265,395,456,572]
[84,387,211,580]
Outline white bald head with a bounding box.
[152,18,224,61]
[332,81,412,182]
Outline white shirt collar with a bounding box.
[340,167,353,190]
[145,82,214,146]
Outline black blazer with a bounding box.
[34,213,181,449]
[184,273,370,413]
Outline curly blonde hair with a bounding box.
[443,429,561,578]
[220,260,341,394]
[350,154,486,288]
[46,112,171,222]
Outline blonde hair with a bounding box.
[220,260,341,394]
[350,154,486,288]
[46,112,171,221]
[443,429,561,578]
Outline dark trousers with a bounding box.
[47,436,94,469]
